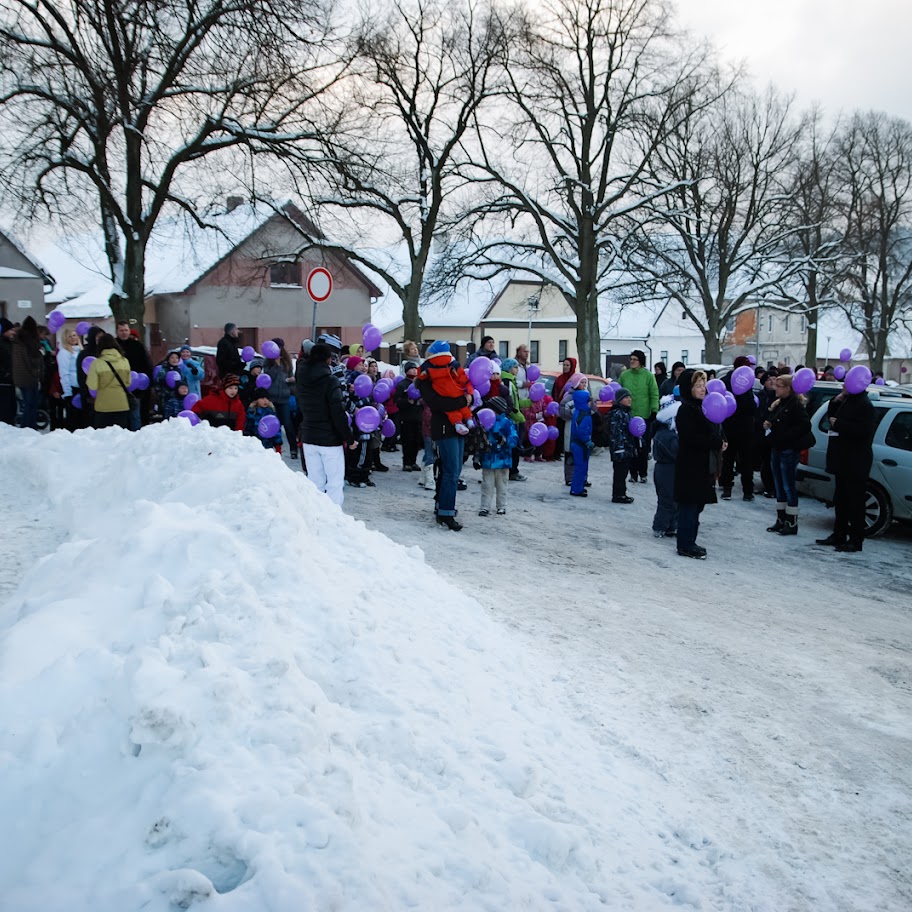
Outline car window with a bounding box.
[884,411,912,451]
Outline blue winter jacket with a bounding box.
[569,390,592,445]
[180,358,204,398]
[480,413,519,469]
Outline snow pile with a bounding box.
[0,423,739,911]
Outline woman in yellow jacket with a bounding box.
[86,333,133,429]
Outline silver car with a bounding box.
[797,392,912,536]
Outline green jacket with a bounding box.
[618,366,659,420]
[498,373,525,424]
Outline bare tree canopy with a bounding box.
[0,0,341,328]
[454,0,710,373]
[833,111,912,374]
[621,83,805,363]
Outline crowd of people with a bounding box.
[1,316,877,554]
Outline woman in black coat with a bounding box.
[674,368,726,559]
[763,373,813,536]
[817,388,875,552]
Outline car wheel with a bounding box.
[864,482,893,537]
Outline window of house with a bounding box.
[784,314,791,333]
[559,340,568,362]
[681,350,688,365]
[768,314,773,334]
[498,341,509,359]
[701,349,706,362]
[660,350,668,362]
[530,340,540,363]
[269,261,300,286]
[800,316,806,334]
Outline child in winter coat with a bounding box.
[345,389,375,488]
[478,396,519,516]
[652,395,680,537]
[568,388,593,497]
[162,379,190,419]
[608,387,636,503]
[418,339,475,435]
[244,391,283,451]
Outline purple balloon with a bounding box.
[381,418,396,438]
[730,365,754,394]
[598,385,615,402]
[242,346,256,362]
[47,310,65,332]
[262,340,280,360]
[135,372,150,391]
[724,391,737,418]
[355,405,380,433]
[75,321,90,335]
[178,410,200,426]
[82,355,96,375]
[629,416,647,438]
[127,370,139,391]
[475,378,491,397]
[528,421,549,446]
[833,365,846,380]
[792,367,816,395]
[372,383,390,404]
[477,408,496,431]
[547,425,559,440]
[545,400,560,416]
[468,357,494,386]
[71,394,82,409]
[747,355,757,366]
[152,364,163,381]
[529,382,546,402]
[706,378,726,394]
[408,383,421,400]
[839,348,852,363]
[901,366,908,374]
[255,372,272,389]
[353,374,373,398]
[844,364,872,394]
[702,391,727,424]
[89,388,97,398]
[610,381,622,391]
[875,377,885,386]
[526,364,541,383]
[257,414,281,438]
[378,404,387,420]
[183,393,200,409]
[165,370,181,388]
[362,325,383,351]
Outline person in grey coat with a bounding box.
[652,395,680,537]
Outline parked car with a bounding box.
[538,370,614,415]
[796,390,912,536]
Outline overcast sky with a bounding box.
[676,0,911,123]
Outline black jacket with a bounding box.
[766,394,813,452]
[722,373,757,438]
[216,334,244,378]
[120,337,153,375]
[826,393,875,480]
[394,377,423,425]
[0,336,13,386]
[417,367,468,441]
[674,369,724,506]
[296,359,353,447]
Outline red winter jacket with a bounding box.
[192,389,245,431]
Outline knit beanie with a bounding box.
[428,340,450,355]
[346,355,365,369]
[222,374,240,389]
[500,358,518,372]
[614,387,632,404]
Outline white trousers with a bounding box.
[302,443,346,506]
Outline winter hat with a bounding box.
[224,322,237,333]
[487,396,509,414]
[656,394,680,427]
[301,339,315,357]
[630,349,647,366]
[733,355,751,369]
[428,340,450,355]
[222,374,240,389]
[272,337,285,350]
[500,358,518,372]
[403,361,418,373]
[614,387,632,404]
[571,388,590,409]
[346,355,364,370]
[480,335,494,348]
[179,345,192,354]
[0,317,14,335]
[249,357,265,372]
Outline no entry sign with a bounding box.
[306,267,333,302]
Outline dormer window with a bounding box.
[270,261,300,287]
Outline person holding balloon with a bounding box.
[720,356,758,502]
[674,369,726,559]
[618,350,659,484]
[115,322,154,428]
[161,378,191,420]
[607,388,637,504]
[262,338,297,460]
[244,389,283,450]
[394,363,424,471]
[763,373,814,536]
[417,341,476,436]
[56,327,82,432]
[476,396,519,516]
[85,333,133,429]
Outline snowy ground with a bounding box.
[0,422,910,911]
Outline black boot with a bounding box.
[835,540,863,553]
[767,507,786,533]
[815,533,844,546]
[778,515,798,535]
[436,515,463,531]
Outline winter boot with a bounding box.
[815,532,844,546]
[778,507,798,536]
[767,504,786,533]
[420,464,435,490]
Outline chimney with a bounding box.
[227,195,243,212]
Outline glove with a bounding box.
[472,456,482,470]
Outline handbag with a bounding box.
[106,359,137,407]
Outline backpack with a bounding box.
[591,411,610,448]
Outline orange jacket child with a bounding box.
[418,340,475,435]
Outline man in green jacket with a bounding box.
[619,349,659,483]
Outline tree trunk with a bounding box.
[702,322,723,363]
[804,303,819,369]
[402,283,422,343]
[573,293,602,375]
[111,236,147,333]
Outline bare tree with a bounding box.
[621,83,805,363]
[833,111,912,374]
[0,0,342,329]
[280,0,511,343]
[452,0,710,374]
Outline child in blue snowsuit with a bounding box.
[569,389,592,496]
[652,395,680,537]
[244,391,283,450]
[478,396,519,515]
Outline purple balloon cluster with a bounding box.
[362,323,383,351]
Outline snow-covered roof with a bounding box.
[0,227,54,286]
[0,266,41,280]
